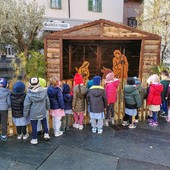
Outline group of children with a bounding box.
[0,70,170,144]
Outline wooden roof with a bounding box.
[45,19,160,40]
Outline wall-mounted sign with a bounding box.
[43,20,70,31]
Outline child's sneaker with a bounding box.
[92,128,97,133]
[44,133,50,140]
[30,139,38,145]
[134,119,139,123]
[122,121,129,126]
[98,128,103,134]
[66,126,70,131]
[23,134,29,140]
[73,123,79,129]
[110,117,115,125]
[78,125,83,130]
[55,131,63,137]
[166,117,170,122]
[104,119,109,127]
[149,121,158,126]
[147,118,154,123]
[0,135,7,141]
[17,134,23,140]
[128,124,136,129]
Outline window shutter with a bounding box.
[58,0,62,9]
[98,0,102,12]
[88,0,93,11]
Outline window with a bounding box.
[51,0,62,9]
[127,17,137,27]
[88,0,102,12]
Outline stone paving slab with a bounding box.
[37,145,118,170]
[117,158,170,170]
[0,137,56,166]
[0,158,36,170]
[80,131,170,168]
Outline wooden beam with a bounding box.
[60,39,63,80]
[69,45,72,77]
[139,39,144,79]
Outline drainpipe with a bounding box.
[68,0,70,18]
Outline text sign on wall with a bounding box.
[43,20,70,30]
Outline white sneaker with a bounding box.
[44,133,50,140]
[23,134,29,140]
[92,128,97,133]
[98,129,103,134]
[104,119,109,127]
[128,124,136,129]
[55,131,63,137]
[17,134,23,140]
[110,118,115,125]
[79,125,83,130]
[122,121,129,126]
[30,139,38,145]
[73,123,79,129]
[134,119,139,123]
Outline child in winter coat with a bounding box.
[37,78,49,135]
[122,77,141,129]
[61,83,73,131]
[11,81,30,140]
[47,76,65,137]
[87,76,107,134]
[0,78,11,141]
[166,83,170,122]
[146,74,163,126]
[72,73,87,130]
[133,76,147,122]
[159,70,170,117]
[104,72,119,126]
[24,77,50,145]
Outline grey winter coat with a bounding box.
[24,87,50,120]
[72,84,87,112]
[0,87,11,110]
[124,85,142,109]
[87,86,107,113]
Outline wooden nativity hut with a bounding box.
[44,19,161,86]
[44,19,161,122]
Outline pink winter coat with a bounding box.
[105,79,119,104]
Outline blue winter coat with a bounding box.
[62,84,73,110]
[47,85,64,109]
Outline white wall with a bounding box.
[26,0,124,24]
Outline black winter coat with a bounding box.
[10,92,26,118]
[87,86,107,113]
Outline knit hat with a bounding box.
[105,72,114,83]
[74,73,83,85]
[127,77,135,85]
[133,76,141,85]
[0,78,7,88]
[93,76,101,85]
[39,77,47,87]
[28,77,40,89]
[87,80,93,89]
[62,83,70,93]
[12,81,25,93]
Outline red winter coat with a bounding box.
[146,83,163,105]
[105,79,119,104]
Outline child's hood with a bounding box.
[63,93,73,102]
[124,85,137,94]
[47,85,62,97]
[27,88,47,102]
[0,88,11,99]
[151,84,163,94]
